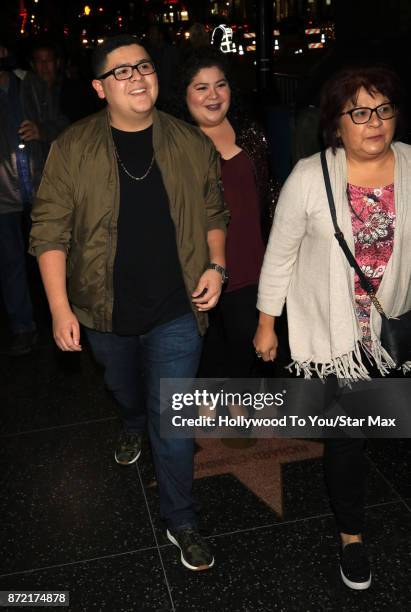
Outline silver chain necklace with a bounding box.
[113,143,155,181]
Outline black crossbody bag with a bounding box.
[320,150,411,367]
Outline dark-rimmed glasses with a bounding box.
[340,102,396,124]
[97,60,156,81]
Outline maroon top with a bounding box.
[221,150,265,292]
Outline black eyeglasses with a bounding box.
[97,60,156,81]
[340,102,396,124]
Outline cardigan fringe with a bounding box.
[286,339,400,381]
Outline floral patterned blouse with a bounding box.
[347,183,395,346]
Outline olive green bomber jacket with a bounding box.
[29,108,229,334]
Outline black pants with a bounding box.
[323,437,367,534]
[198,284,260,378]
[322,357,408,534]
[0,211,35,334]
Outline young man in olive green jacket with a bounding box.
[30,34,228,571]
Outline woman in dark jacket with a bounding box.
[173,47,279,378]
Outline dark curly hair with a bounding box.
[169,46,236,125]
[320,64,405,152]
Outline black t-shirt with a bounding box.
[111,125,190,335]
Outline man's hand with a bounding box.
[19,120,41,142]
[52,304,82,351]
[192,269,223,311]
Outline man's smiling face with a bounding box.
[92,44,158,128]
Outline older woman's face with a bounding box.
[186,66,230,128]
[337,86,396,162]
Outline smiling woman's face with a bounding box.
[337,86,396,163]
[186,65,231,128]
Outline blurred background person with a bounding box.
[145,23,179,108]
[31,41,60,92]
[187,23,209,50]
[30,40,97,123]
[254,64,410,590]
[0,39,67,355]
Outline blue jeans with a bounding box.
[0,212,35,334]
[85,313,203,530]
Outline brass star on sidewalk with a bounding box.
[194,437,323,517]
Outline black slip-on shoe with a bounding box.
[340,542,372,590]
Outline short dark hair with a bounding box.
[320,64,404,151]
[92,34,144,78]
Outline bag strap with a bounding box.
[320,150,387,318]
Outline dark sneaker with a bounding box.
[114,432,142,465]
[9,331,38,356]
[340,542,372,590]
[167,527,214,571]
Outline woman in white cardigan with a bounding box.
[254,65,410,591]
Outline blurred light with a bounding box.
[18,142,26,149]
[238,44,244,55]
[82,38,88,44]
[84,5,91,16]
[184,32,190,39]
[98,7,104,12]
[97,38,104,44]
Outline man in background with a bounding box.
[0,40,67,355]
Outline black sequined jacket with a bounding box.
[232,116,281,242]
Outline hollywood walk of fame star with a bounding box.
[194,437,324,517]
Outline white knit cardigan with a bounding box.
[257,142,411,380]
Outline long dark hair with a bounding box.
[169,46,245,128]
